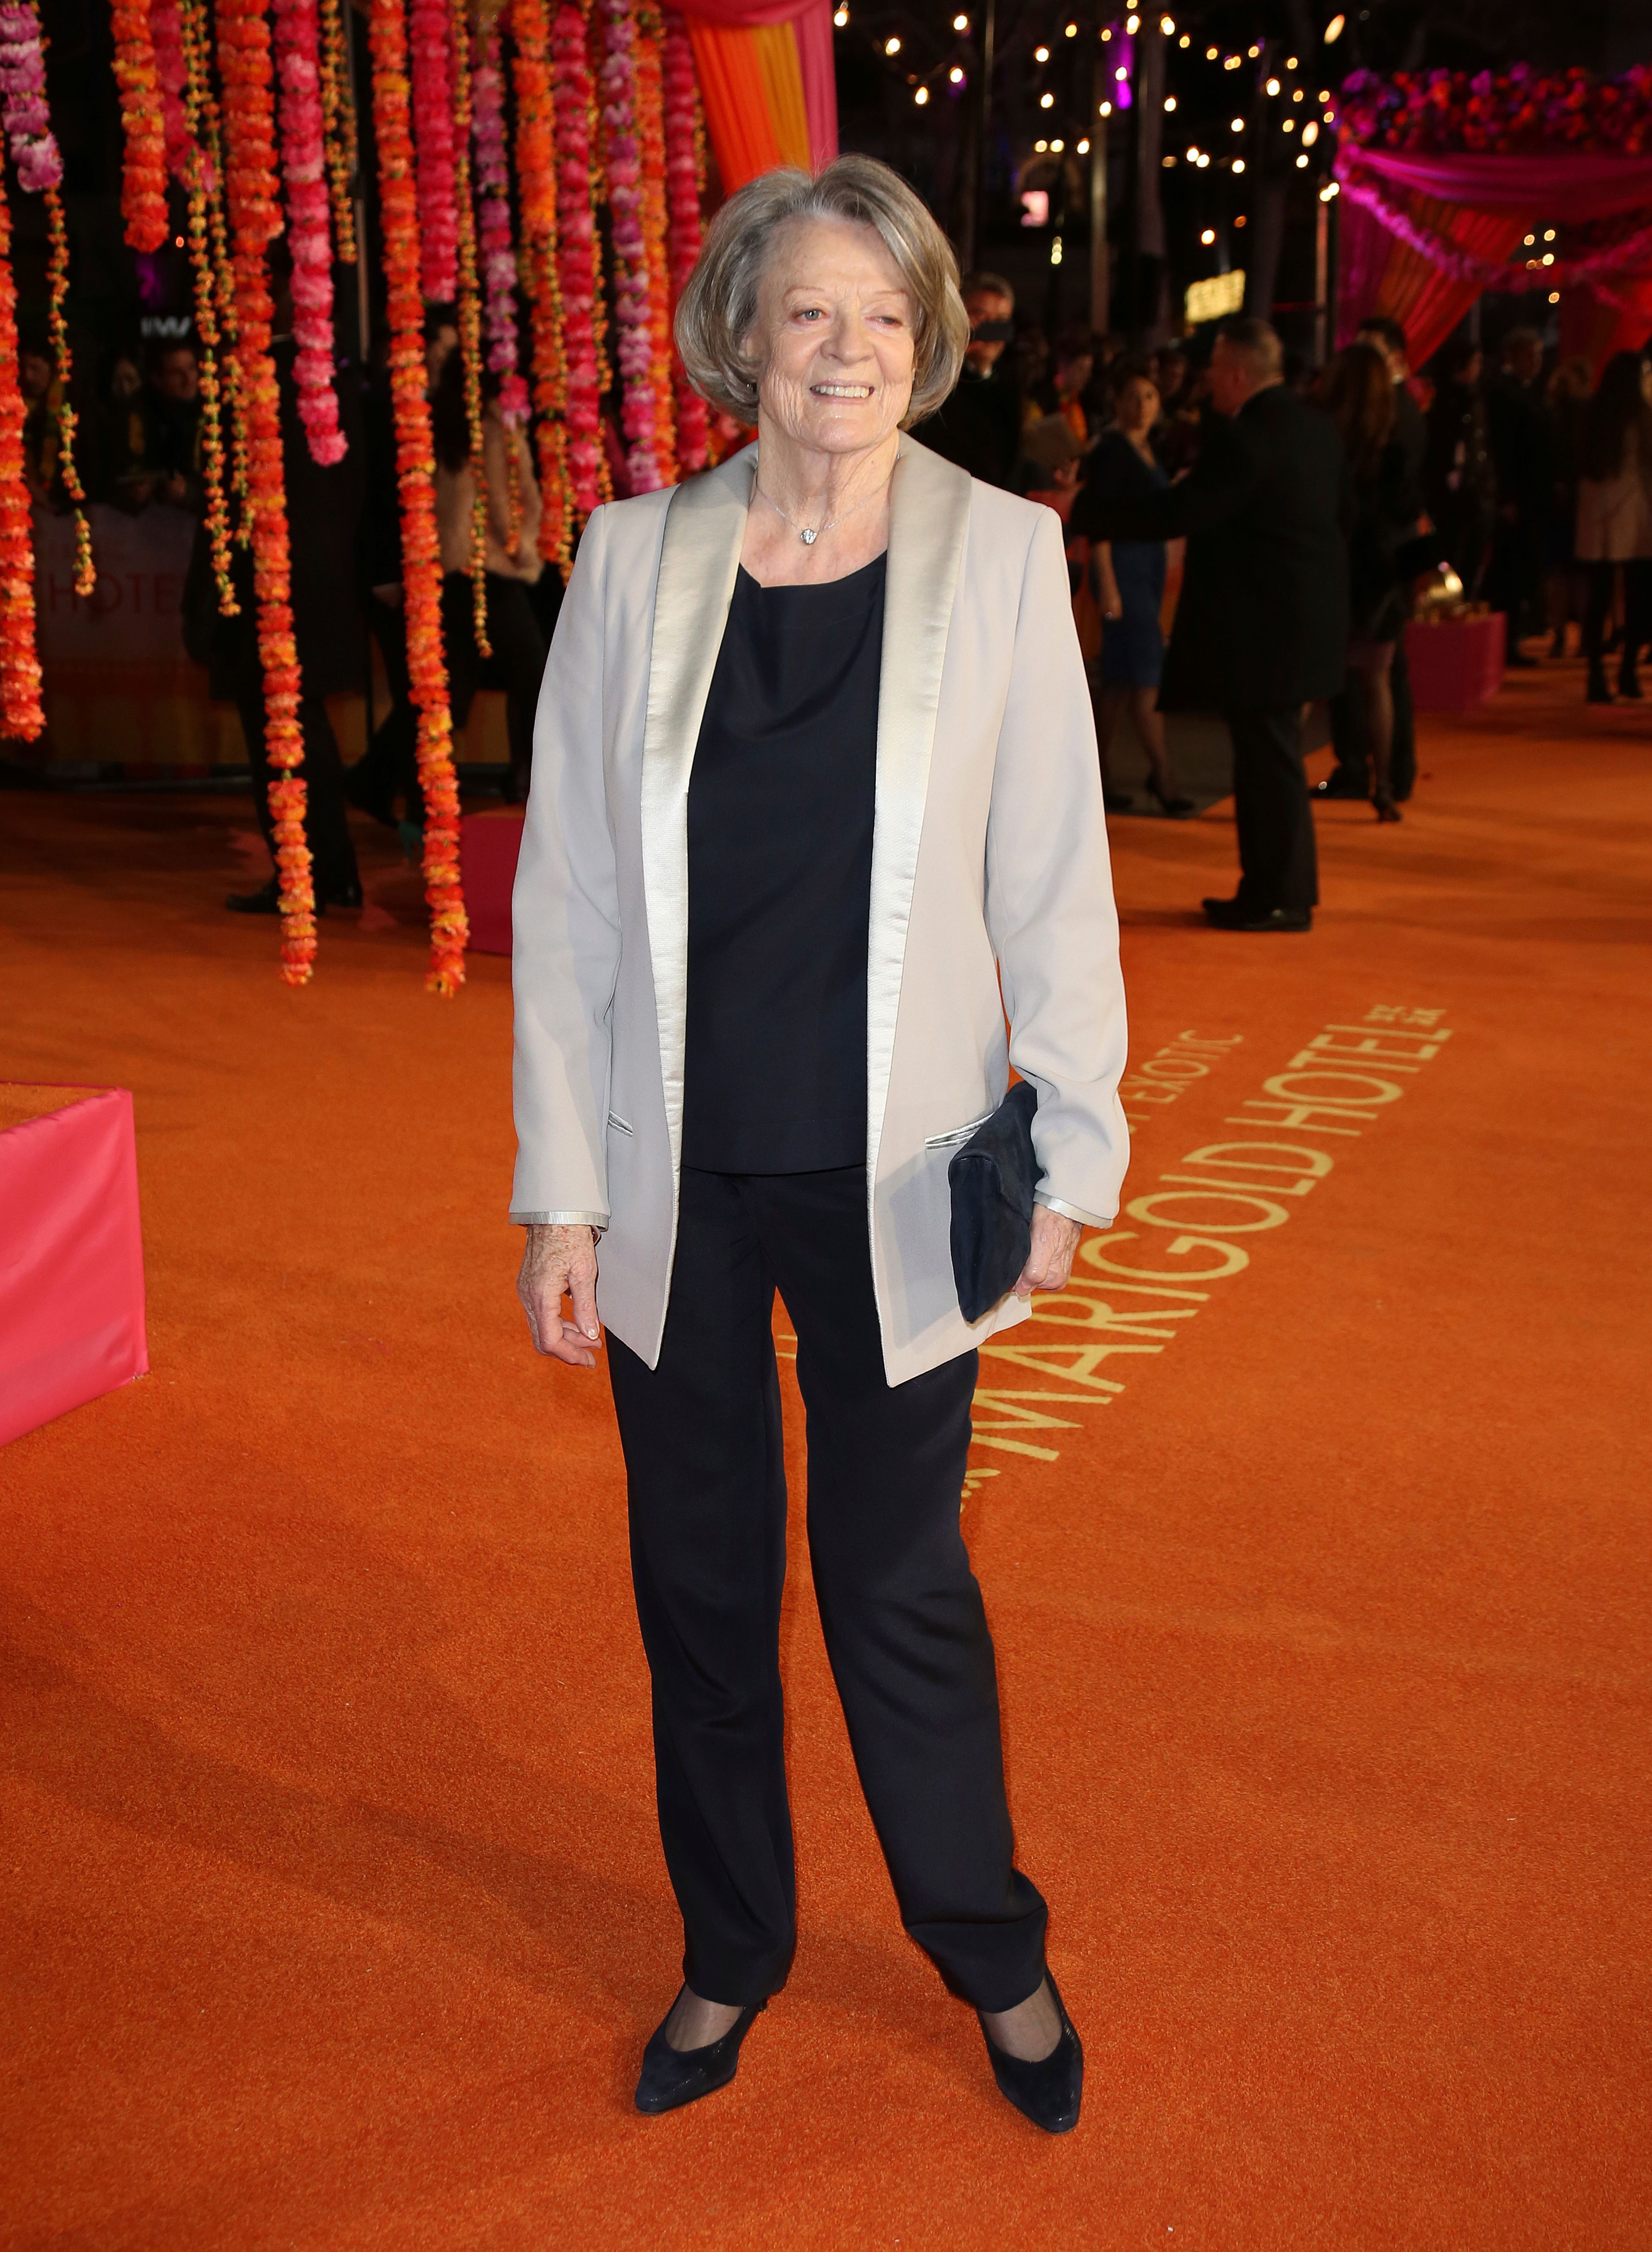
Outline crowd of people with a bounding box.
[34,264,1652,927]
[905,274,1652,928]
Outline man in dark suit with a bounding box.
[1319,313,1426,803]
[1079,316,1347,931]
[910,271,1022,489]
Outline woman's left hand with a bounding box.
[1014,1208,1083,1299]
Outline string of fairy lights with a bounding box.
[833,6,1356,284]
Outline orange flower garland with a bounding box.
[508,0,572,574]
[216,0,317,984]
[633,3,676,488]
[179,0,237,611]
[317,0,356,263]
[0,184,42,738]
[368,0,466,995]
[43,191,93,595]
[447,0,490,656]
[110,0,168,250]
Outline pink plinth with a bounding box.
[1403,612,1507,711]
[0,1086,148,1448]
[459,809,527,959]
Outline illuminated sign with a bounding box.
[1184,268,1245,324]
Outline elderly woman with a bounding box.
[511,155,1128,2132]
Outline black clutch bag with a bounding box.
[947,1081,1044,1324]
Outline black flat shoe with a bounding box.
[1147,779,1196,818]
[977,1970,1083,2135]
[1203,895,1312,932]
[1311,770,1368,800]
[634,1993,766,2116]
[226,877,281,914]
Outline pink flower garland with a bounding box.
[471,20,527,427]
[598,0,662,493]
[0,0,61,189]
[661,7,706,475]
[149,0,192,180]
[551,0,604,519]
[409,0,456,302]
[272,0,346,464]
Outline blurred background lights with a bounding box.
[1325,12,1345,39]
[1200,227,1216,244]
[913,84,928,103]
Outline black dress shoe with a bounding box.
[634,1993,766,2116]
[1311,769,1368,800]
[977,1970,1083,2135]
[1203,895,1312,932]
[225,877,281,914]
[1103,787,1133,814]
[1147,779,1196,818]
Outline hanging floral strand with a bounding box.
[471,18,526,429]
[0,0,94,592]
[0,186,42,737]
[551,0,606,522]
[407,0,455,299]
[507,0,571,572]
[178,0,237,608]
[367,0,467,994]
[150,0,191,174]
[660,6,706,474]
[272,0,347,464]
[471,12,528,549]
[448,0,490,655]
[110,0,168,250]
[598,0,663,494]
[632,3,675,487]
[316,0,356,262]
[216,0,319,985]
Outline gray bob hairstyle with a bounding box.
[675,155,971,428]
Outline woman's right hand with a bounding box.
[517,1224,602,1368]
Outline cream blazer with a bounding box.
[509,438,1130,1385]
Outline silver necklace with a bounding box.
[755,451,899,545]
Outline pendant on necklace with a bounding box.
[800,527,817,545]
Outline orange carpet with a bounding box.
[2,666,1648,2249]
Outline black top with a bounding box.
[681,554,885,1173]
[911,363,1022,489]
[1080,384,1350,713]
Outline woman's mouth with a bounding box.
[811,383,874,399]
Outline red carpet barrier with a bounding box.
[0,1087,148,1447]
[1405,611,1507,711]
[459,809,527,958]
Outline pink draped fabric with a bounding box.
[1335,148,1652,369]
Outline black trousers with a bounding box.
[607,1164,1048,2013]
[440,571,547,786]
[1227,705,1319,915]
[235,685,360,900]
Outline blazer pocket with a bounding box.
[924,1110,996,1151]
[607,1111,635,1138]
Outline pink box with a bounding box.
[0,1086,148,1448]
[459,808,527,958]
[1403,612,1507,711]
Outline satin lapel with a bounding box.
[639,449,755,1176]
[866,438,973,1182]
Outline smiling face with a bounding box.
[747,216,916,459]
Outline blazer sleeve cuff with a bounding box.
[1035,1193,1113,1230]
[509,1209,610,1229]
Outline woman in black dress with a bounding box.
[1071,366,1192,815]
[1319,342,1420,821]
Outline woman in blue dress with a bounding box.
[1072,366,1193,815]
